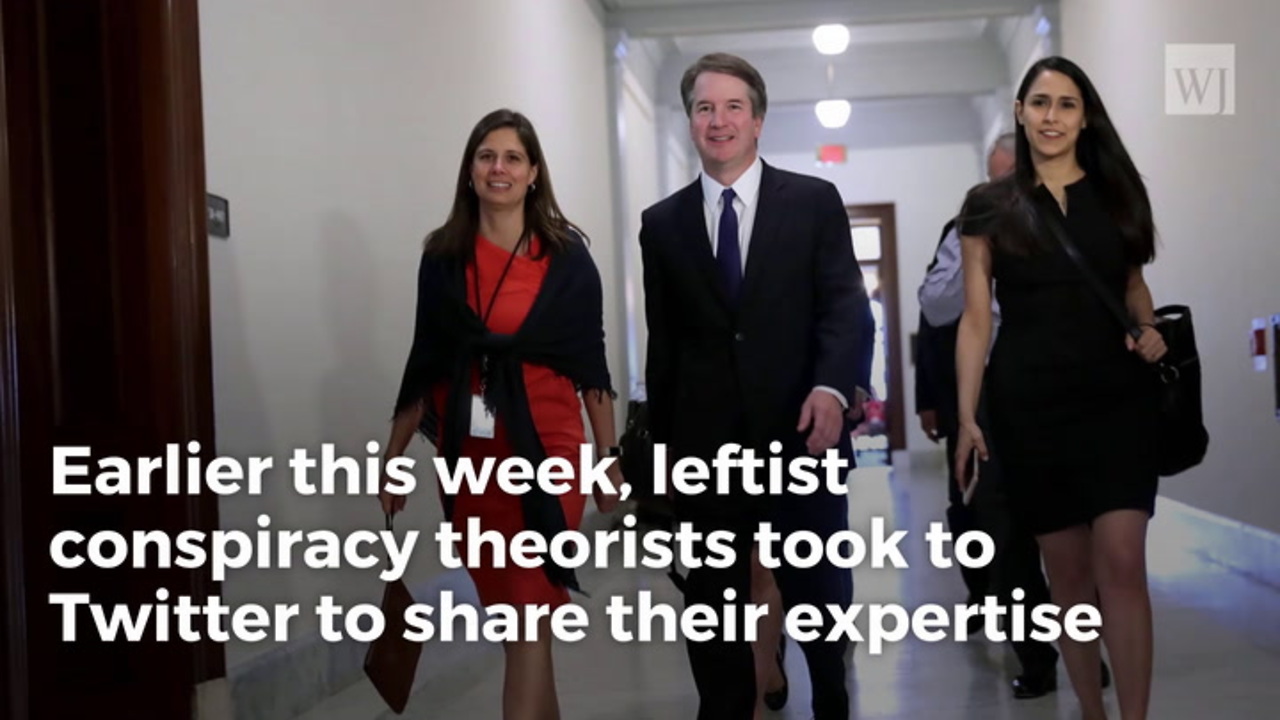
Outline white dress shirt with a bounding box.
[700,156,849,409]
[700,156,762,272]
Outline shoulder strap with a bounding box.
[1040,209,1143,341]
[926,218,957,272]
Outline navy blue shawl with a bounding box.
[392,234,614,594]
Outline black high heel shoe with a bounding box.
[1012,660,1111,700]
[1011,666,1056,699]
[763,636,788,711]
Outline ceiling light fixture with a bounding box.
[812,24,850,55]
[814,99,851,129]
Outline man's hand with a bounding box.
[919,410,940,443]
[797,390,844,455]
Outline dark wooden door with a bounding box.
[845,203,906,454]
[0,1,224,718]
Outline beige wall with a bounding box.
[1063,0,1280,533]
[199,0,619,666]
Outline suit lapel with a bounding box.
[740,162,786,303]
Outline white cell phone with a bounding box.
[962,448,981,506]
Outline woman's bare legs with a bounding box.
[751,549,785,718]
[1038,525,1107,720]
[503,614,560,720]
[1092,510,1152,720]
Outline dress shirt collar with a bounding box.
[700,155,763,212]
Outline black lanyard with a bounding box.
[472,235,527,393]
[473,234,527,327]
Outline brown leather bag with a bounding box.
[363,514,423,714]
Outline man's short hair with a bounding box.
[680,52,768,119]
[991,131,1017,157]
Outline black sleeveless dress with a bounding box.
[959,176,1160,535]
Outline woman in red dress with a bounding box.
[381,109,622,720]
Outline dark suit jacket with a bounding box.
[640,162,873,470]
[914,312,938,414]
[914,314,959,436]
[914,219,960,437]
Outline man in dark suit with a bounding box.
[914,220,992,611]
[639,52,873,720]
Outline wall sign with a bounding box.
[207,193,230,238]
[1273,315,1280,421]
[1253,317,1268,372]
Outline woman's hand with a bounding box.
[953,421,989,493]
[379,468,406,517]
[1126,325,1168,363]
[379,401,423,518]
[594,462,624,513]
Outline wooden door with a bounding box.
[0,1,224,717]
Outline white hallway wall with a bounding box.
[619,40,697,399]
[1063,0,1280,534]
[199,0,620,667]
[620,63,662,397]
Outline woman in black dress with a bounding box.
[953,56,1167,720]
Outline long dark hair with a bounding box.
[424,109,586,259]
[965,56,1155,262]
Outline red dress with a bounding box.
[430,234,587,607]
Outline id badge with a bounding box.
[470,394,495,438]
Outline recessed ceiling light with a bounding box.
[812,24,850,55]
[815,99,851,128]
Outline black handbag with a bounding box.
[619,399,655,498]
[1042,212,1209,477]
[619,398,678,531]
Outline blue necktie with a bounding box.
[717,187,741,304]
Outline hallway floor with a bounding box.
[309,456,1280,720]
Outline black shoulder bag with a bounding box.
[1042,212,1209,477]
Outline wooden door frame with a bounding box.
[845,202,906,453]
[0,0,222,716]
[1,1,45,714]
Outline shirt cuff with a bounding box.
[813,385,849,410]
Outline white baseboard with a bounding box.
[1153,495,1280,590]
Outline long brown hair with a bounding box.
[962,57,1155,262]
[424,109,586,259]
